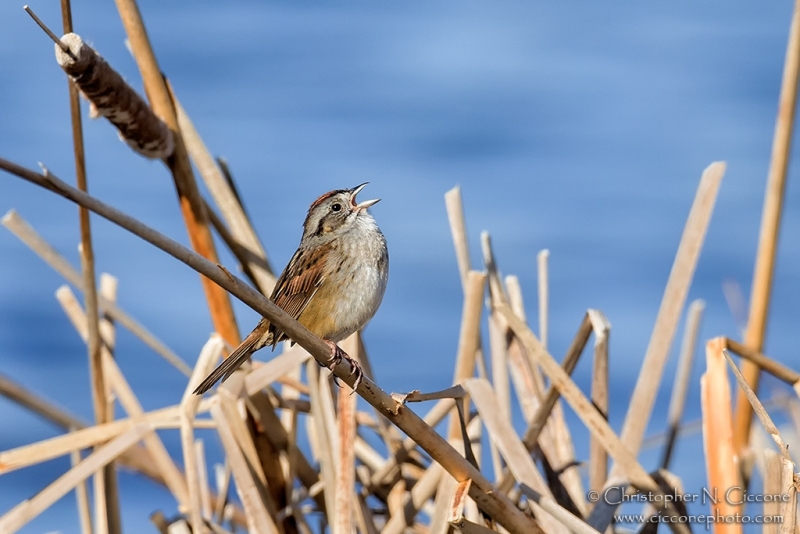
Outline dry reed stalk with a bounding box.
[306,360,337,525]
[169,520,192,534]
[70,446,93,534]
[0,159,544,534]
[478,233,511,488]
[386,478,407,527]
[0,402,203,474]
[448,479,500,534]
[779,458,797,534]
[734,0,800,455]
[445,186,472,288]
[446,479,474,530]
[589,309,611,495]
[613,161,725,481]
[194,439,212,523]
[383,462,444,534]
[244,345,312,396]
[526,327,588,512]
[247,392,326,514]
[181,335,226,534]
[487,314,510,481]
[354,493,379,534]
[0,423,150,533]
[489,310,511,422]
[354,437,388,475]
[537,249,549,348]
[99,275,118,421]
[151,511,169,534]
[481,232,506,302]
[763,449,783,534]
[104,354,189,505]
[277,346,305,515]
[661,299,705,470]
[724,338,800,385]
[55,285,192,509]
[276,343,304,486]
[114,0,240,347]
[203,198,258,281]
[368,398,453,488]
[461,413,486,525]
[723,348,792,462]
[319,370,341,459]
[175,99,276,292]
[355,335,405,461]
[218,391,269,489]
[506,274,526,321]
[521,313,592,451]
[55,0,121,526]
[1,210,191,375]
[452,270,487,386]
[464,379,569,534]
[497,304,690,533]
[701,339,741,533]
[448,268,487,469]
[210,401,279,533]
[499,275,584,510]
[213,463,232,524]
[495,312,590,498]
[517,484,604,534]
[56,291,102,533]
[0,372,85,430]
[430,471,459,534]
[0,372,203,494]
[245,403,300,534]
[450,519,497,534]
[335,333,359,534]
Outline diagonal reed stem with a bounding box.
[0,158,542,534]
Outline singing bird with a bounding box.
[194,183,388,394]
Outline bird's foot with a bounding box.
[322,340,363,393]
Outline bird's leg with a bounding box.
[321,339,364,392]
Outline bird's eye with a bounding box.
[331,203,342,212]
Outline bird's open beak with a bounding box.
[351,182,381,211]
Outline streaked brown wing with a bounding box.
[267,244,330,344]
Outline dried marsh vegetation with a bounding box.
[1,1,800,533]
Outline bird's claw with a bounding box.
[322,340,363,393]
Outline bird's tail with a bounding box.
[193,331,264,395]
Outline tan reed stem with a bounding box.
[537,249,549,348]
[113,0,240,347]
[0,158,542,534]
[734,0,800,455]
[175,98,276,293]
[335,334,359,534]
[724,338,800,384]
[0,424,150,533]
[661,299,705,470]
[497,303,690,534]
[444,186,472,289]
[1,210,191,376]
[56,0,122,529]
[611,162,725,482]
[588,309,611,495]
[701,339,742,529]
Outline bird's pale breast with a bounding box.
[298,214,388,342]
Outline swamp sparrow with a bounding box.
[194,183,388,394]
